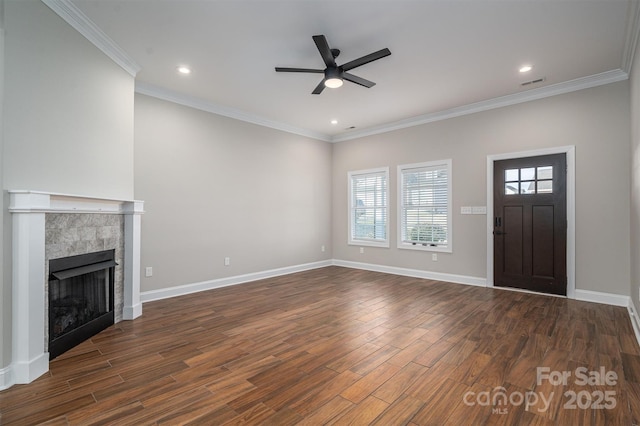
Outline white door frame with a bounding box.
[486,146,576,298]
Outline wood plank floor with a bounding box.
[1,266,640,425]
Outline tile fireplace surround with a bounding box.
[5,191,144,388]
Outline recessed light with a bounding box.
[177,66,191,75]
[331,119,338,125]
[519,65,533,73]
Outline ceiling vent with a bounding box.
[521,77,546,87]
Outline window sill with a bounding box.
[348,240,389,248]
[397,243,452,253]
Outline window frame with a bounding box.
[397,159,453,253]
[348,167,390,248]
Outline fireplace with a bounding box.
[6,190,144,389]
[48,249,117,359]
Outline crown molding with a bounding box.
[41,0,140,77]
[331,69,629,142]
[39,0,636,144]
[138,69,627,144]
[135,82,332,142]
[137,69,627,144]
[622,0,640,73]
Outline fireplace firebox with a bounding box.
[48,249,116,359]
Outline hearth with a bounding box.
[48,249,116,359]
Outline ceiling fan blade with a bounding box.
[341,48,391,72]
[343,73,376,88]
[275,67,324,73]
[313,35,336,68]
[312,79,326,95]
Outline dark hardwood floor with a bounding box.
[1,266,639,425]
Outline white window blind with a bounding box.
[399,160,452,252]
[348,168,389,247]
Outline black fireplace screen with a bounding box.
[48,249,116,359]
[50,269,109,340]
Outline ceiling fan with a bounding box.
[275,35,391,94]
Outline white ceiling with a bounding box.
[69,0,635,141]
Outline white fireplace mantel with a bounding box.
[6,190,144,387]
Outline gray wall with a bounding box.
[3,0,134,199]
[0,0,5,370]
[333,81,631,296]
[134,94,333,293]
[631,35,640,314]
[1,0,135,371]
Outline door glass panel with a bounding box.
[520,181,535,194]
[504,165,555,195]
[521,168,535,180]
[505,169,519,182]
[537,180,553,193]
[537,166,553,180]
[505,182,519,195]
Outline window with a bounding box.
[398,160,452,252]
[504,166,553,195]
[348,168,389,247]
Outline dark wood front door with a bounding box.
[493,153,567,295]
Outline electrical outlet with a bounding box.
[432,253,438,261]
[145,267,153,277]
[360,247,365,254]
[321,245,326,252]
[224,257,230,266]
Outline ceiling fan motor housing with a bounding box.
[325,67,342,80]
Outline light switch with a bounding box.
[472,206,487,215]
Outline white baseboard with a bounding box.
[141,260,332,303]
[628,301,640,349]
[0,364,14,391]
[123,303,142,320]
[331,259,487,287]
[0,352,51,391]
[574,289,630,307]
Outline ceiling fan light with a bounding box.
[325,78,343,88]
